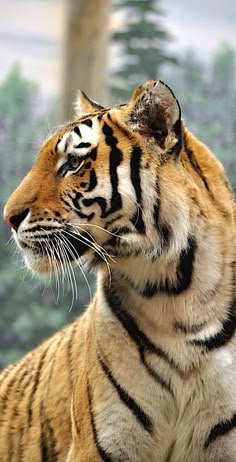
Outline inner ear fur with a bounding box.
[126,80,182,152]
[74,90,105,118]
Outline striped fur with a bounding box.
[2,80,236,461]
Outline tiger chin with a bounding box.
[1,80,236,462]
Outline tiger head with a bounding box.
[3,80,234,275]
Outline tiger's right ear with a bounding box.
[124,80,182,155]
[74,90,105,118]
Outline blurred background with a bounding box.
[0,0,236,368]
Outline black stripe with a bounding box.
[81,118,93,127]
[130,146,145,234]
[140,237,196,297]
[104,282,183,377]
[83,196,107,215]
[75,142,91,149]
[160,224,171,246]
[41,427,51,462]
[87,381,113,462]
[105,214,123,229]
[47,335,63,384]
[71,192,95,221]
[104,226,132,248]
[90,147,97,160]
[204,412,236,448]
[168,117,182,156]
[40,414,59,462]
[74,209,94,221]
[60,196,71,211]
[74,126,82,137]
[186,145,230,219]
[45,418,58,461]
[130,146,142,203]
[87,169,97,192]
[38,342,59,461]
[118,237,196,298]
[153,183,171,248]
[97,351,153,432]
[4,358,37,461]
[190,301,236,350]
[0,362,27,426]
[4,374,27,460]
[153,182,161,229]
[26,224,56,233]
[0,365,14,387]
[139,349,174,396]
[17,427,24,462]
[17,369,37,461]
[102,121,122,217]
[27,348,48,427]
[174,320,207,335]
[55,138,61,153]
[69,191,94,219]
[131,210,145,234]
[186,148,210,192]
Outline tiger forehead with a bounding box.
[56,118,100,157]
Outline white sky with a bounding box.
[164,0,236,59]
[0,0,235,95]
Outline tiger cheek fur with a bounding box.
[1,80,236,462]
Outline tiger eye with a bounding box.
[69,155,81,169]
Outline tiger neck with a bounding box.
[95,236,235,371]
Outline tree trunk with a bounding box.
[61,0,110,121]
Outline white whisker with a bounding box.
[58,231,91,300]
[54,234,76,310]
[63,228,112,287]
[55,233,79,310]
[66,225,115,261]
[70,220,133,243]
[42,238,58,303]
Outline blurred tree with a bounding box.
[111,0,176,101]
[211,42,235,96]
[62,0,110,121]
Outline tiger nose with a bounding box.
[4,208,30,231]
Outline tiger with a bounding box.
[1,79,236,462]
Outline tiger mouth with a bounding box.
[17,230,91,262]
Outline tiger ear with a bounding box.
[126,80,182,153]
[74,90,105,118]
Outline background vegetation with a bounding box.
[0,0,236,367]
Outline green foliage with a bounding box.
[0,66,94,369]
[111,0,176,101]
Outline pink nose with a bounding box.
[4,208,29,231]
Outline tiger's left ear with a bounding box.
[126,80,182,154]
[74,90,105,118]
